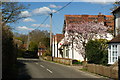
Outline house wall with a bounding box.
[58,41,84,61]
[118,44,120,57]
[67,44,84,61]
[115,11,120,35]
[58,38,64,58]
[52,34,64,58]
[55,37,57,57]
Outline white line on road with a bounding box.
[40,65,45,68]
[35,63,38,64]
[46,69,53,73]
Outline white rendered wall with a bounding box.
[115,11,120,35]
[55,37,58,57]
[118,44,120,57]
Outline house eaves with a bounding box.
[108,34,120,43]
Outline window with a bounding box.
[108,44,118,64]
[88,17,96,19]
[67,17,76,19]
[67,17,82,19]
[112,45,118,62]
[69,21,81,23]
[106,21,111,23]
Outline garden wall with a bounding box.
[42,56,73,65]
[84,62,118,79]
[42,56,118,79]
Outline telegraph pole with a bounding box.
[27,32,30,50]
[50,13,52,51]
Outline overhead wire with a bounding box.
[14,1,73,33]
[47,0,73,34]
[52,19,62,33]
[34,0,73,30]
[53,0,73,14]
[35,16,49,30]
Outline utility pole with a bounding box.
[27,32,30,50]
[50,13,52,51]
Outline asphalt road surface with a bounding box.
[17,58,110,80]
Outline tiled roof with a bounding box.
[38,44,46,48]
[108,34,120,43]
[105,15,114,17]
[65,15,113,18]
[56,34,64,42]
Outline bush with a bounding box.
[2,26,18,79]
[42,49,51,56]
[85,39,108,65]
[72,60,82,64]
[17,49,25,58]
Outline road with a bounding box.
[17,58,109,80]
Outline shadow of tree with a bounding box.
[17,61,32,80]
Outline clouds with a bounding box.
[49,4,62,8]
[31,24,50,27]
[16,24,50,31]
[23,18,36,22]
[20,4,61,17]
[20,11,31,17]
[80,0,115,3]
[17,4,61,32]
[32,7,57,15]
[16,26,34,31]
[32,7,52,15]
[31,4,61,15]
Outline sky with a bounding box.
[10,1,116,35]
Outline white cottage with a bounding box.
[112,6,120,36]
[58,38,84,61]
[108,34,120,64]
[108,6,120,64]
[52,34,64,58]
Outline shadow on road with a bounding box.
[17,60,32,80]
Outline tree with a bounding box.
[2,2,28,26]
[85,39,108,65]
[110,1,120,11]
[13,30,50,51]
[65,21,109,61]
[29,41,38,51]
[29,29,50,49]
[2,25,18,79]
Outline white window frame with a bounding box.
[108,44,118,64]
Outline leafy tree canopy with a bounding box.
[2,2,29,26]
[85,39,108,65]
